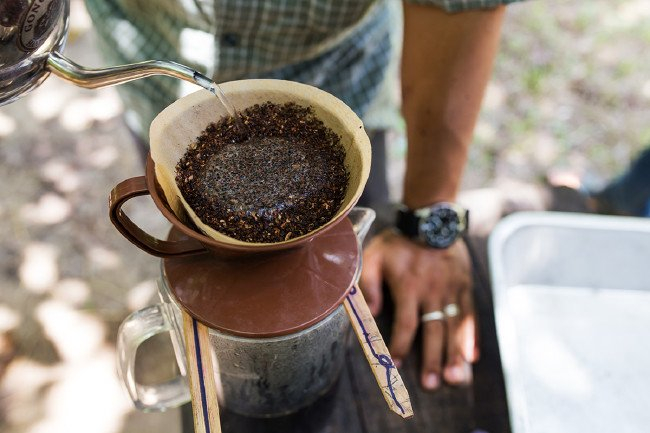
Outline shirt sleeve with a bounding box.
[405,0,526,13]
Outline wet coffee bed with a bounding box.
[176,102,349,243]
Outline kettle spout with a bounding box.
[46,52,212,90]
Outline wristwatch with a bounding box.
[395,202,469,249]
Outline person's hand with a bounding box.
[360,229,478,390]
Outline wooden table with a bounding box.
[181,235,512,433]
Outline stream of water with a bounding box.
[193,72,249,136]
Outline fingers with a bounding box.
[443,358,473,386]
[359,241,384,316]
[421,305,444,390]
[442,310,472,385]
[388,291,419,367]
[443,286,476,385]
[459,285,479,362]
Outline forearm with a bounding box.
[401,3,505,208]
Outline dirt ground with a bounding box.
[0,1,648,432]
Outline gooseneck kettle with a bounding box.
[0,0,215,106]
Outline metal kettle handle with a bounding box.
[109,176,206,258]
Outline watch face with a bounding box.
[419,206,461,248]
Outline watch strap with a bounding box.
[395,207,420,238]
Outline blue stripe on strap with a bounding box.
[192,318,211,433]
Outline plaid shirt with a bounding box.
[85,0,522,139]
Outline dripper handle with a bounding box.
[109,176,207,258]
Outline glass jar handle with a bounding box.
[116,304,190,411]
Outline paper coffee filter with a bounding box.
[149,79,371,247]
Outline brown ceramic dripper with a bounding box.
[109,79,371,258]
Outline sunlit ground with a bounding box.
[0,1,649,432]
[0,2,178,432]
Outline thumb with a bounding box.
[359,246,384,316]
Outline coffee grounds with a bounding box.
[176,102,349,243]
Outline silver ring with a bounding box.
[443,303,459,318]
[421,310,445,323]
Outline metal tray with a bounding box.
[489,212,650,433]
